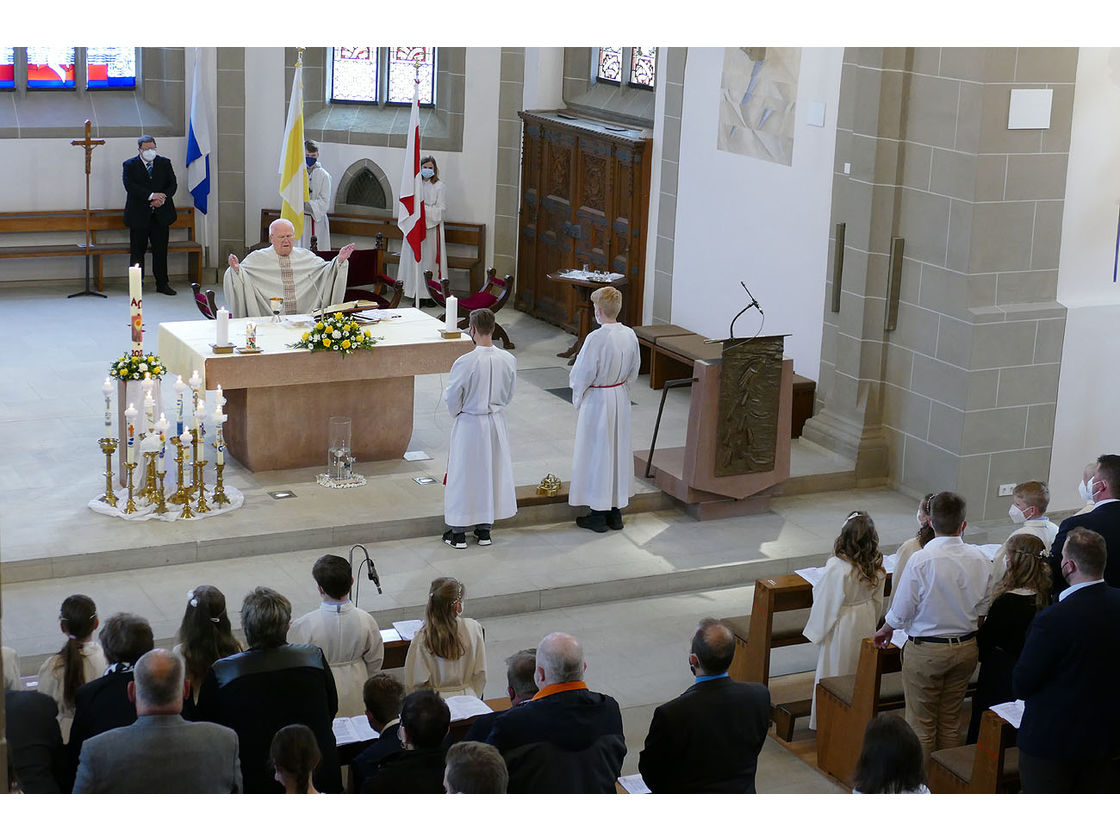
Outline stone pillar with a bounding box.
[216,48,246,259]
[804,48,1075,519]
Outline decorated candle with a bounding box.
[196,396,206,440]
[124,403,138,464]
[213,408,226,466]
[102,377,113,434]
[245,321,257,350]
[174,375,187,436]
[188,370,202,403]
[180,428,193,454]
[129,265,143,357]
[156,414,169,463]
[216,307,230,346]
[215,384,224,407]
[445,295,458,331]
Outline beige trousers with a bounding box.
[901,637,978,759]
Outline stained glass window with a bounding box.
[0,47,13,90]
[629,47,657,88]
[597,47,623,84]
[86,47,136,89]
[27,47,75,89]
[331,47,379,103]
[387,47,434,105]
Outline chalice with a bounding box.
[269,297,284,324]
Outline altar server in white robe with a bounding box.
[569,286,641,533]
[398,155,448,305]
[300,140,332,251]
[224,218,354,318]
[289,554,385,718]
[803,512,886,729]
[442,308,517,549]
[404,577,487,699]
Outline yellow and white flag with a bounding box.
[278,58,309,240]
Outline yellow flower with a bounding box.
[302,332,310,342]
[363,329,371,338]
[322,338,331,347]
[341,339,351,349]
[152,367,162,375]
[147,355,155,363]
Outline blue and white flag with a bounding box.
[186,49,212,215]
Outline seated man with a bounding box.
[444,741,508,794]
[224,218,355,318]
[73,649,242,794]
[487,632,626,794]
[639,618,771,793]
[361,689,450,794]
[464,648,536,743]
[349,673,406,792]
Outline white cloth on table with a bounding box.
[300,163,332,250]
[403,616,487,699]
[991,517,1059,584]
[884,536,996,637]
[803,555,886,729]
[288,601,385,718]
[36,641,108,743]
[443,344,518,528]
[568,322,641,511]
[222,245,348,318]
[397,179,448,300]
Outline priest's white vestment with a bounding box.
[568,322,641,511]
[223,245,348,318]
[397,179,448,301]
[300,162,332,250]
[288,601,385,718]
[443,344,517,528]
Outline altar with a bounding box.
[158,308,473,471]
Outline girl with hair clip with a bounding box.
[36,594,107,742]
[403,577,487,698]
[174,585,242,709]
[804,512,887,729]
[967,533,1050,743]
[271,724,322,794]
[888,493,936,607]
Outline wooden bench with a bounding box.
[0,207,203,290]
[259,209,487,293]
[928,709,1020,794]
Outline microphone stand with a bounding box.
[349,543,383,608]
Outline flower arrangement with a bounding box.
[290,312,380,356]
[110,353,165,381]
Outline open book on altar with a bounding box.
[311,300,381,319]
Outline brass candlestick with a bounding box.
[169,436,189,505]
[153,462,169,515]
[123,461,138,514]
[98,437,119,507]
[211,443,231,507]
[139,449,158,504]
[194,457,211,513]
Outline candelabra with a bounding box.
[123,460,138,514]
[152,454,169,515]
[168,436,190,505]
[211,442,231,507]
[193,454,211,513]
[98,437,119,507]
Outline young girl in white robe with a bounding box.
[404,577,487,699]
[804,511,886,729]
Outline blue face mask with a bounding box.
[421,167,434,179]
[306,156,317,168]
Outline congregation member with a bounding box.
[804,512,886,730]
[174,585,241,707]
[5,683,66,793]
[1050,453,1120,596]
[1013,527,1120,793]
[441,308,518,550]
[464,648,537,743]
[638,618,770,793]
[568,286,641,533]
[301,139,332,250]
[122,134,178,295]
[991,480,1058,580]
[403,577,487,698]
[196,586,342,793]
[889,493,934,607]
[360,689,450,794]
[271,724,322,794]
[73,649,241,794]
[487,631,625,794]
[35,594,106,742]
[967,534,1050,743]
[873,492,994,759]
[1074,461,1099,515]
[289,554,384,717]
[224,218,355,317]
[444,741,508,794]
[852,714,929,794]
[350,673,406,792]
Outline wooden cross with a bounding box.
[71,119,105,176]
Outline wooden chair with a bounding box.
[927,709,1020,793]
[190,279,219,319]
[316,239,403,309]
[425,268,515,349]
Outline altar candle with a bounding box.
[216,308,230,346]
[445,295,458,331]
[102,377,113,434]
[213,408,226,466]
[124,403,138,464]
[129,265,143,357]
[174,375,187,436]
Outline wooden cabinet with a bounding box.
[515,110,652,332]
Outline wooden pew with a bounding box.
[928,709,1020,794]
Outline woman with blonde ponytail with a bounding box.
[36,595,107,742]
[403,577,487,698]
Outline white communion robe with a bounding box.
[403,617,487,699]
[991,517,1058,584]
[36,641,109,742]
[803,556,886,729]
[443,344,518,529]
[223,245,348,318]
[397,178,448,301]
[300,163,333,250]
[568,321,641,511]
[288,601,385,718]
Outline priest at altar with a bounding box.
[224,218,355,318]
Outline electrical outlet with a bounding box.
[998,483,1015,497]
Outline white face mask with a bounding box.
[1008,504,1028,525]
[140,148,157,163]
[1079,478,1097,503]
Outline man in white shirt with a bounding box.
[873,491,995,759]
[992,480,1059,580]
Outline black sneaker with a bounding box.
[443,530,467,549]
[474,528,492,546]
[576,512,608,533]
[607,508,623,530]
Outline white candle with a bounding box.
[445,295,458,331]
[129,265,143,357]
[216,308,230,346]
[174,375,187,436]
[124,403,138,464]
[143,390,155,435]
[102,376,113,434]
[188,369,202,399]
[213,409,226,466]
[216,385,224,407]
[156,414,169,466]
[180,428,193,452]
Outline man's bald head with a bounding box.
[131,648,186,715]
[690,618,735,675]
[535,632,585,687]
[269,219,297,256]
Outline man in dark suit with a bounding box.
[360,689,449,794]
[1013,526,1120,793]
[463,648,536,743]
[73,649,241,793]
[5,689,67,793]
[123,134,178,295]
[349,672,405,792]
[487,632,625,793]
[639,618,771,793]
[1049,453,1120,597]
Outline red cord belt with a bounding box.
[590,382,626,388]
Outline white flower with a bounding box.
[132,372,140,379]
[332,330,342,339]
[138,363,148,372]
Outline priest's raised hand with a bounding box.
[337,243,356,263]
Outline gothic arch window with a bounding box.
[594,47,657,90]
[334,159,394,216]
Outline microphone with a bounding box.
[368,561,383,595]
[349,544,383,596]
[740,281,764,315]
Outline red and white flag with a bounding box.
[396,82,426,262]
